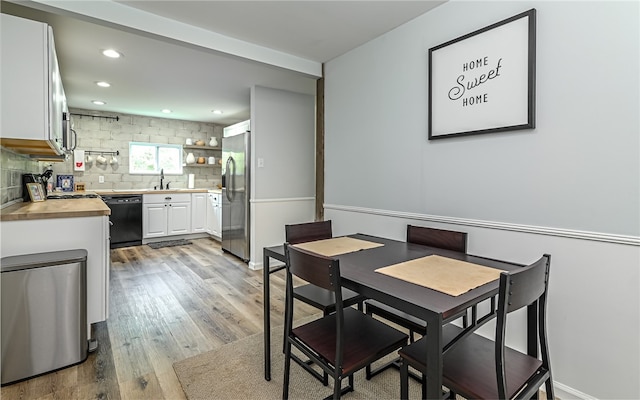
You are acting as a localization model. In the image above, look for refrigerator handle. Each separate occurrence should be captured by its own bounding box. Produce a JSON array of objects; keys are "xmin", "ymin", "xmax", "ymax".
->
[{"xmin": 225, "ymin": 156, "xmax": 235, "ymax": 202}]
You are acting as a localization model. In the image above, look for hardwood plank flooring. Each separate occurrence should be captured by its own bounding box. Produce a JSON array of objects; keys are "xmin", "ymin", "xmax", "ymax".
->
[{"xmin": 1, "ymin": 237, "xmax": 316, "ymax": 399}]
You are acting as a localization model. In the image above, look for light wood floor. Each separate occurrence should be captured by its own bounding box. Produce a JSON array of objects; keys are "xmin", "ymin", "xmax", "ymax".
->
[{"xmin": 1, "ymin": 238, "xmax": 317, "ymax": 399}]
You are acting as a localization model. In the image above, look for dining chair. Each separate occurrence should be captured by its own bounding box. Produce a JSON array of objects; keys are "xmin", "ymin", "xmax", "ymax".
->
[
  {"xmin": 284, "ymin": 220, "xmax": 367, "ymax": 385},
  {"xmin": 285, "ymin": 220, "xmax": 366, "ymax": 316},
  {"xmin": 282, "ymin": 244, "xmax": 408, "ymax": 399},
  {"xmin": 364, "ymin": 225, "xmax": 468, "ymax": 379},
  {"xmin": 398, "ymin": 254, "xmax": 554, "ymax": 400}
]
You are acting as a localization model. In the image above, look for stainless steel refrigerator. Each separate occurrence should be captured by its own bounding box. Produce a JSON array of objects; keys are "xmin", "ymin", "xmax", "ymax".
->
[{"xmin": 222, "ymin": 120, "xmax": 250, "ymax": 261}]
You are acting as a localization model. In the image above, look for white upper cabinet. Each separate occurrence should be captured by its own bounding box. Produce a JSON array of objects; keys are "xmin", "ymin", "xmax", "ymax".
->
[{"xmin": 0, "ymin": 14, "xmax": 70, "ymax": 159}]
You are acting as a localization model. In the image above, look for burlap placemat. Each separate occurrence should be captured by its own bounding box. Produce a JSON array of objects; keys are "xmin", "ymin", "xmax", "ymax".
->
[
  {"xmin": 292, "ymin": 236, "xmax": 384, "ymax": 257},
  {"xmin": 375, "ymin": 255, "xmax": 504, "ymax": 296}
]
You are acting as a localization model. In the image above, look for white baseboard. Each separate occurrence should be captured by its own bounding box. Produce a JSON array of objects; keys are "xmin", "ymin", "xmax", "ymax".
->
[
  {"xmin": 142, "ymin": 232, "xmax": 208, "ymax": 244},
  {"xmin": 552, "ymin": 380, "xmax": 597, "ymax": 399}
]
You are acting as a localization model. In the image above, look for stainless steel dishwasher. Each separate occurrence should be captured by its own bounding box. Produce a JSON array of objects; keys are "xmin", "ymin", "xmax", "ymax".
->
[
  {"xmin": 103, "ymin": 194, "xmax": 143, "ymax": 248},
  {"xmin": 1, "ymin": 249, "xmax": 88, "ymax": 386}
]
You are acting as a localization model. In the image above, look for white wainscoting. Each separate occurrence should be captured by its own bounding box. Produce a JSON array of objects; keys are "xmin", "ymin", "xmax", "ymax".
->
[
  {"xmin": 324, "ymin": 203, "xmax": 640, "ymax": 400},
  {"xmin": 249, "ymin": 197, "xmax": 315, "ymax": 270}
]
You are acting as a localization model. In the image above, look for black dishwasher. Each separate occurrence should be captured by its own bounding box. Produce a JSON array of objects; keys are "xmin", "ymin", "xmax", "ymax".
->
[{"xmin": 102, "ymin": 195, "xmax": 143, "ymax": 248}]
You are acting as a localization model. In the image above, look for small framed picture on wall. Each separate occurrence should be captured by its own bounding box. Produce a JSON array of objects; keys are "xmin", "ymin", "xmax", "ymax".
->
[{"xmin": 57, "ymin": 174, "xmax": 74, "ymax": 192}]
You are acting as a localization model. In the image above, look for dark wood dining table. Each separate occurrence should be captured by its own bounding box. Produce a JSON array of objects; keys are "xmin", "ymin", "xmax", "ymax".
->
[{"xmin": 263, "ymin": 233, "xmax": 537, "ymax": 399}]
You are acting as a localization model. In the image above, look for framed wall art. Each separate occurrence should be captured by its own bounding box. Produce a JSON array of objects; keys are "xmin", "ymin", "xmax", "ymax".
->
[
  {"xmin": 57, "ymin": 174, "xmax": 74, "ymax": 192},
  {"xmin": 428, "ymin": 9, "xmax": 536, "ymax": 140},
  {"xmin": 26, "ymin": 183, "xmax": 46, "ymax": 202}
]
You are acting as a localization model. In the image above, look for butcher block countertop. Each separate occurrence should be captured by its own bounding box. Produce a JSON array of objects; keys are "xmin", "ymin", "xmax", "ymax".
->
[
  {"xmin": 1, "ymin": 188, "xmax": 218, "ymax": 221},
  {"xmin": 94, "ymin": 188, "xmax": 210, "ymax": 195},
  {"xmin": 0, "ymin": 197, "xmax": 110, "ymax": 221}
]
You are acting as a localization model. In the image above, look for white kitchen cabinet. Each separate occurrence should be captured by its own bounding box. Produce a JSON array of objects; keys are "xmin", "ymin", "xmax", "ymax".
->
[
  {"xmin": 168, "ymin": 201, "xmax": 191, "ymax": 235},
  {"xmin": 143, "ymin": 203, "xmax": 168, "ymax": 238},
  {"xmin": 0, "ymin": 216, "xmax": 110, "ymax": 334},
  {"xmin": 143, "ymin": 193, "xmax": 191, "ymax": 239},
  {"xmin": 191, "ymin": 192, "xmax": 207, "ymax": 233},
  {"xmin": 207, "ymin": 191, "xmax": 222, "ymax": 239},
  {"xmin": 0, "ymin": 14, "xmax": 70, "ymax": 158}
]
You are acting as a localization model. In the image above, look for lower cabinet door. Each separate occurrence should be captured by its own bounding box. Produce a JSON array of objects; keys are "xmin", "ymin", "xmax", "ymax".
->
[
  {"xmin": 143, "ymin": 203, "xmax": 167, "ymax": 238},
  {"xmin": 167, "ymin": 202, "xmax": 191, "ymax": 235},
  {"xmin": 213, "ymin": 205, "xmax": 221, "ymax": 238},
  {"xmin": 191, "ymin": 193, "xmax": 207, "ymax": 233}
]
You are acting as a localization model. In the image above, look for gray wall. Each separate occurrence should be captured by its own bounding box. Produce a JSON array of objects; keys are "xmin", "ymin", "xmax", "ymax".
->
[
  {"xmin": 50, "ymin": 108, "xmax": 224, "ymax": 190},
  {"xmin": 251, "ymin": 86, "xmax": 316, "ymax": 200},
  {"xmin": 249, "ymin": 85, "xmax": 316, "ymax": 268},
  {"xmin": 325, "ymin": 1, "xmax": 639, "ymax": 237},
  {"xmin": 324, "ymin": 1, "xmax": 639, "ymax": 399}
]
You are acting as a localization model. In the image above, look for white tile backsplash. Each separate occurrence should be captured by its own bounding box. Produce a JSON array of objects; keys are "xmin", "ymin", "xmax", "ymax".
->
[{"xmin": 50, "ymin": 108, "xmax": 223, "ymax": 191}]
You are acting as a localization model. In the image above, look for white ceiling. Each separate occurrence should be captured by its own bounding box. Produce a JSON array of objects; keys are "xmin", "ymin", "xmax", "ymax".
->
[{"xmin": 2, "ymin": 1, "xmax": 445, "ymax": 125}]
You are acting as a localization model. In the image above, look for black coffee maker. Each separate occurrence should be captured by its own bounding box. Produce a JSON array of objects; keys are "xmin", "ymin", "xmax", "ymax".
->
[{"xmin": 22, "ymin": 169, "xmax": 53, "ymax": 202}]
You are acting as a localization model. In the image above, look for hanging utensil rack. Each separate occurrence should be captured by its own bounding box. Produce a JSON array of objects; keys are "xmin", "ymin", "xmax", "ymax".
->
[
  {"xmin": 85, "ymin": 150, "xmax": 120, "ymax": 156},
  {"xmin": 70, "ymin": 112, "xmax": 120, "ymax": 122}
]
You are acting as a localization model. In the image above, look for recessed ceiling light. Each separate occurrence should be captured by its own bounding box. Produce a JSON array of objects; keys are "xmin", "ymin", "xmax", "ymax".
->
[
  {"xmin": 161, "ymin": 109, "xmax": 172, "ymax": 114},
  {"xmin": 212, "ymin": 110, "xmax": 223, "ymax": 115},
  {"xmin": 92, "ymin": 100, "xmax": 106, "ymax": 105},
  {"xmin": 102, "ymin": 49, "xmax": 122, "ymax": 58},
  {"xmin": 96, "ymin": 81, "xmax": 111, "ymax": 87}
]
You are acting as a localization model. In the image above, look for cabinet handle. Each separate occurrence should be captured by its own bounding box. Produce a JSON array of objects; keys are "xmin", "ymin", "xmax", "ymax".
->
[
  {"xmin": 71, "ymin": 128, "xmax": 78, "ymax": 151},
  {"xmin": 165, "ymin": 197, "xmax": 172, "ymax": 200}
]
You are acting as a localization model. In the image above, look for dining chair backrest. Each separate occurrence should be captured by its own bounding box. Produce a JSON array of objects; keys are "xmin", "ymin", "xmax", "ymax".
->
[
  {"xmin": 285, "ymin": 220, "xmax": 332, "ymax": 245},
  {"xmin": 406, "ymin": 225, "xmax": 467, "ymax": 253},
  {"xmin": 495, "ymin": 254, "xmax": 552, "ymax": 398},
  {"xmin": 285, "ymin": 243, "xmax": 340, "ymax": 293}
]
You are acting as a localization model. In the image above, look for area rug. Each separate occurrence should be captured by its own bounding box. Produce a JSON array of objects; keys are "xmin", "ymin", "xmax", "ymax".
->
[
  {"xmin": 147, "ymin": 239, "xmax": 193, "ymax": 249},
  {"xmin": 173, "ymin": 324, "xmax": 425, "ymax": 400}
]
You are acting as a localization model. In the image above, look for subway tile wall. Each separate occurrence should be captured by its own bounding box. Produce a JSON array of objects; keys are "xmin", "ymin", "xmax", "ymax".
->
[
  {"xmin": 49, "ymin": 108, "xmax": 224, "ymax": 190},
  {"xmin": 0, "ymin": 148, "xmax": 42, "ymax": 205}
]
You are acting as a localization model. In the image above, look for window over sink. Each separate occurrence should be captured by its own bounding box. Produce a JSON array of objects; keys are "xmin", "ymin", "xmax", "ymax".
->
[{"xmin": 129, "ymin": 142, "xmax": 183, "ymax": 174}]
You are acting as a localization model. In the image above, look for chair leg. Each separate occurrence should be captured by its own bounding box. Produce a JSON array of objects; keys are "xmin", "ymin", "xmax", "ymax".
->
[
  {"xmin": 421, "ymin": 371, "xmax": 427, "ymax": 400},
  {"xmin": 282, "ymin": 311, "xmax": 290, "ymax": 353},
  {"xmin": 400, "ymin": 358, "xmax": 409, "ymax": 400},
  {"xmin": 333, "ymin": 376, "xmax": 342, "ymax": 399},
  {"xmin": 364, "ymin": 305, "xmax": 373, "ymax": 379},
  {"xmin": 322, "ymin": 374, "xmax": 354, "ymax": 400},
  {"xmin": 365, "ymin": 364, "xmax": 372, "ymax": 380},
  {"xmin": 545, "ymin": 377, "xmax": 555, "ymax": 399},
  {"xmin": 283, "ymin": 339, "xmax": 292, "ymax": 400}
]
